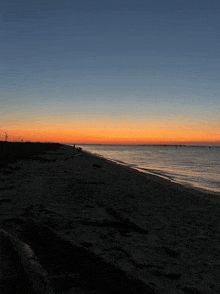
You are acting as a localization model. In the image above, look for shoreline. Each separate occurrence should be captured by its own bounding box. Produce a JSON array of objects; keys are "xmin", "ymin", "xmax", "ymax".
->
[
  {"xmin": 1, "ymin": 143, "xmax": 220, "ymax": 293},
  {"xmin": 82, "ymin": 148, "xmax": 220, "ymax": 200},
  {"xmin": 77, "ymin": 146, "xmax": 220, "ymax": 197}
]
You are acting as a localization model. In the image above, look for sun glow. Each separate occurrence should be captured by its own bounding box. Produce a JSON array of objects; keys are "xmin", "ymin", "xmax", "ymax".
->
[{"xmin": 1, "ymin": 117, "xmax": 219, "ymax": 145}]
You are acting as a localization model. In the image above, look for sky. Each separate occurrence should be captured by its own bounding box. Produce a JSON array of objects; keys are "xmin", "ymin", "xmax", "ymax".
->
[{"xmin": 1, "ymin": 0, "xmax": 220, "ymax": 145}]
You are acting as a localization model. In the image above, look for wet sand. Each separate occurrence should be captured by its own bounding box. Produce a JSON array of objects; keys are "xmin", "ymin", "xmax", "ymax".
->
[{"xmin": 1, "ymin": 143, "xmax": 220, "ymax": 293}]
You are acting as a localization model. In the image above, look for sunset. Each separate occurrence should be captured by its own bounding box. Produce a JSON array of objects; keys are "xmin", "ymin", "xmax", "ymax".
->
[
  {"xmin": 1, "ymin": 2, "xmax": 220, "ymax": 293},
  {"xmin": 1, "ymin": 0, "xmax": 219, "ymax": 145},
  {"xmin": 2, "ymin": 119, "xmax": 220, "ymax": 145}
]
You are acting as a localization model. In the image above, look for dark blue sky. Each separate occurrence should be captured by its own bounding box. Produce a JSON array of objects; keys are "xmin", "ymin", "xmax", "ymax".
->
[{"xmin": 1, "ymin": 0, "xmax": 220, "ymax": 143}]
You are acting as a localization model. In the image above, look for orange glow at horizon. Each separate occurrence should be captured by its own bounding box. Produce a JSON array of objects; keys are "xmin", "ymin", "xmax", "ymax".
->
[{"xmin": 1, "ymin": 119, "xmax": 219, "ymax": 145}]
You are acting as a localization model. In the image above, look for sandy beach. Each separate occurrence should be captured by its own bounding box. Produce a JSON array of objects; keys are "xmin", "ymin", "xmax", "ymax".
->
[{"xmin": 1, "ymin": 143, "xmax": 220, "ymax": 294}]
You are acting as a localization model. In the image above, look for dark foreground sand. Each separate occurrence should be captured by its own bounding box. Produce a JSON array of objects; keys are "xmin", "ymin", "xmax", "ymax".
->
[{"xmin": 0, "ymin": 143, "xmax": 220, "ymax": 294}]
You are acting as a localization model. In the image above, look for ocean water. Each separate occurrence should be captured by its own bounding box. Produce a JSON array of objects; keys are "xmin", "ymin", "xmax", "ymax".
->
[{"xmin": 72, "ymin": 145, "xmax": 220, "ymax": 194}]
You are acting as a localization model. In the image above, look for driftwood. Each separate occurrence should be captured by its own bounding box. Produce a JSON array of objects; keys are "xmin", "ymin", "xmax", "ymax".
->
[{"xmin": 0, "ymin": 229, "xmax": 54, "ymax": 294}]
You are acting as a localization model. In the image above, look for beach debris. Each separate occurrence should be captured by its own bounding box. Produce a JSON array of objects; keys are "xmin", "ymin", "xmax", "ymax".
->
[
  {"xmin": 81, "ymin": 241, "xmax": 93, "ymax": 248},
  {"xmin": 1, "ymin": 170, "xmax": 13, "ymax": 175},
  {"xmin": 0, "ymin": 228, "xmax": 55, "ymax": 294},
  {"xmin": 93, "ymin": 163, "xmax": 102, "ymax": 168},
  {"xmin": 0, "ymin": 185, "xmax": 15, "ymax": 190},
  {"xmin": 31, "ymin": 156, "xmax": 56, "ymax": 163},
  {"xmin": 161, "ymin": 246, "xmax": 180, "ymax": 258},
  {"xmin": 71, "ymin": 153, "xmax": 82, "ymax": 158},
  {"xmin": 7, "ymin": 162, "xmax": 23, "ymax": 170},
  {"xmin": 0, "ymin": 198, "xmax": 12, "ymax": 204},
  {"xmin": 1, "ymin": 218, "xmax": 156, "ymax": 294},
  {"xmin": 181, "ymin": 287, "xmax": 203, "ymax": 294},
  {"xmin": 151, "ymin": 270, "xmax": 181, "ymax": 281},
  {"xmin": 105, "ymin": 208, "xmax": 147, "ymax": 234},
  {"xmin": 0, "ymin": 230, "xmax": 35, "ymax": 293}
]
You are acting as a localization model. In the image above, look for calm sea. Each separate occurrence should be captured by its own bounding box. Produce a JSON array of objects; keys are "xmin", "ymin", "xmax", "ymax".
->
[{"xmin": 71, "ymin": 145, "xmax": 220, "ymax": 195}]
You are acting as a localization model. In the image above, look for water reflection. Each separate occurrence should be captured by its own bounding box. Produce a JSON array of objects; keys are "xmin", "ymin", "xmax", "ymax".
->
[{"xmin": 71, "ymin": 145, "xmax": 220, "ymax": 194}]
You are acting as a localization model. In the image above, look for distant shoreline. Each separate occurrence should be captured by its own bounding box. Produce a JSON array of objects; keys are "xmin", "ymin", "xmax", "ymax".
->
[{"xmin": 68, "ymin": 143, "xmax": 220, "ymax": 147}]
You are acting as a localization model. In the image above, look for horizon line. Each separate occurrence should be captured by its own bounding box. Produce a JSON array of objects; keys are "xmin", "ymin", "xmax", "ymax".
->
[{"xmin": 1, "ymin": 141, "xmax": 220, "ymax": 147}]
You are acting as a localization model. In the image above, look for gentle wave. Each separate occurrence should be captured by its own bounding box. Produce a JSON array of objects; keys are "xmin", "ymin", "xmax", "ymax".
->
[{"xmin": 70, "ymin": 145, "xmax": 220, "ymax": 195}]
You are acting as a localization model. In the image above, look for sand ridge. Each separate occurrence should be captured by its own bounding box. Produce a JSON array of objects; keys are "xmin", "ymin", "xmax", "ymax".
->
[{"xmin": 1, "ymin": 144, "xmax": 220, "ymax": 293}]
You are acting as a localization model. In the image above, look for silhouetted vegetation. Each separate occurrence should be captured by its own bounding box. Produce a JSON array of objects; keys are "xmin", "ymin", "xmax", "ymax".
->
[{"xmin": 0, "ymin": 141, "xmax": 61, "ymax": 168}]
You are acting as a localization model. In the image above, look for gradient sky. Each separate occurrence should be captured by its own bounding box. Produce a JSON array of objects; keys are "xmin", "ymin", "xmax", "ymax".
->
[{"xmin": 1, "ymin": 0, "xmax": 220, "ymax": 145}]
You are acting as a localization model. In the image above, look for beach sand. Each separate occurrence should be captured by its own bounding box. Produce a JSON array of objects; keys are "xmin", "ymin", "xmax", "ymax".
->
[{"xmin": 0, "ymin": 143, "xmax": 220, "ymax": 293}]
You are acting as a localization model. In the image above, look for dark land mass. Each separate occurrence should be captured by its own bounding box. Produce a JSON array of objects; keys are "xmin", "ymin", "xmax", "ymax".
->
[
  {"xmin": 0, "ymin": 142, "xmax": 220, "ymax": 293},
  {"xmin": 0, "ymin": 141, "xmax": 61, "ymax": 168}
]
